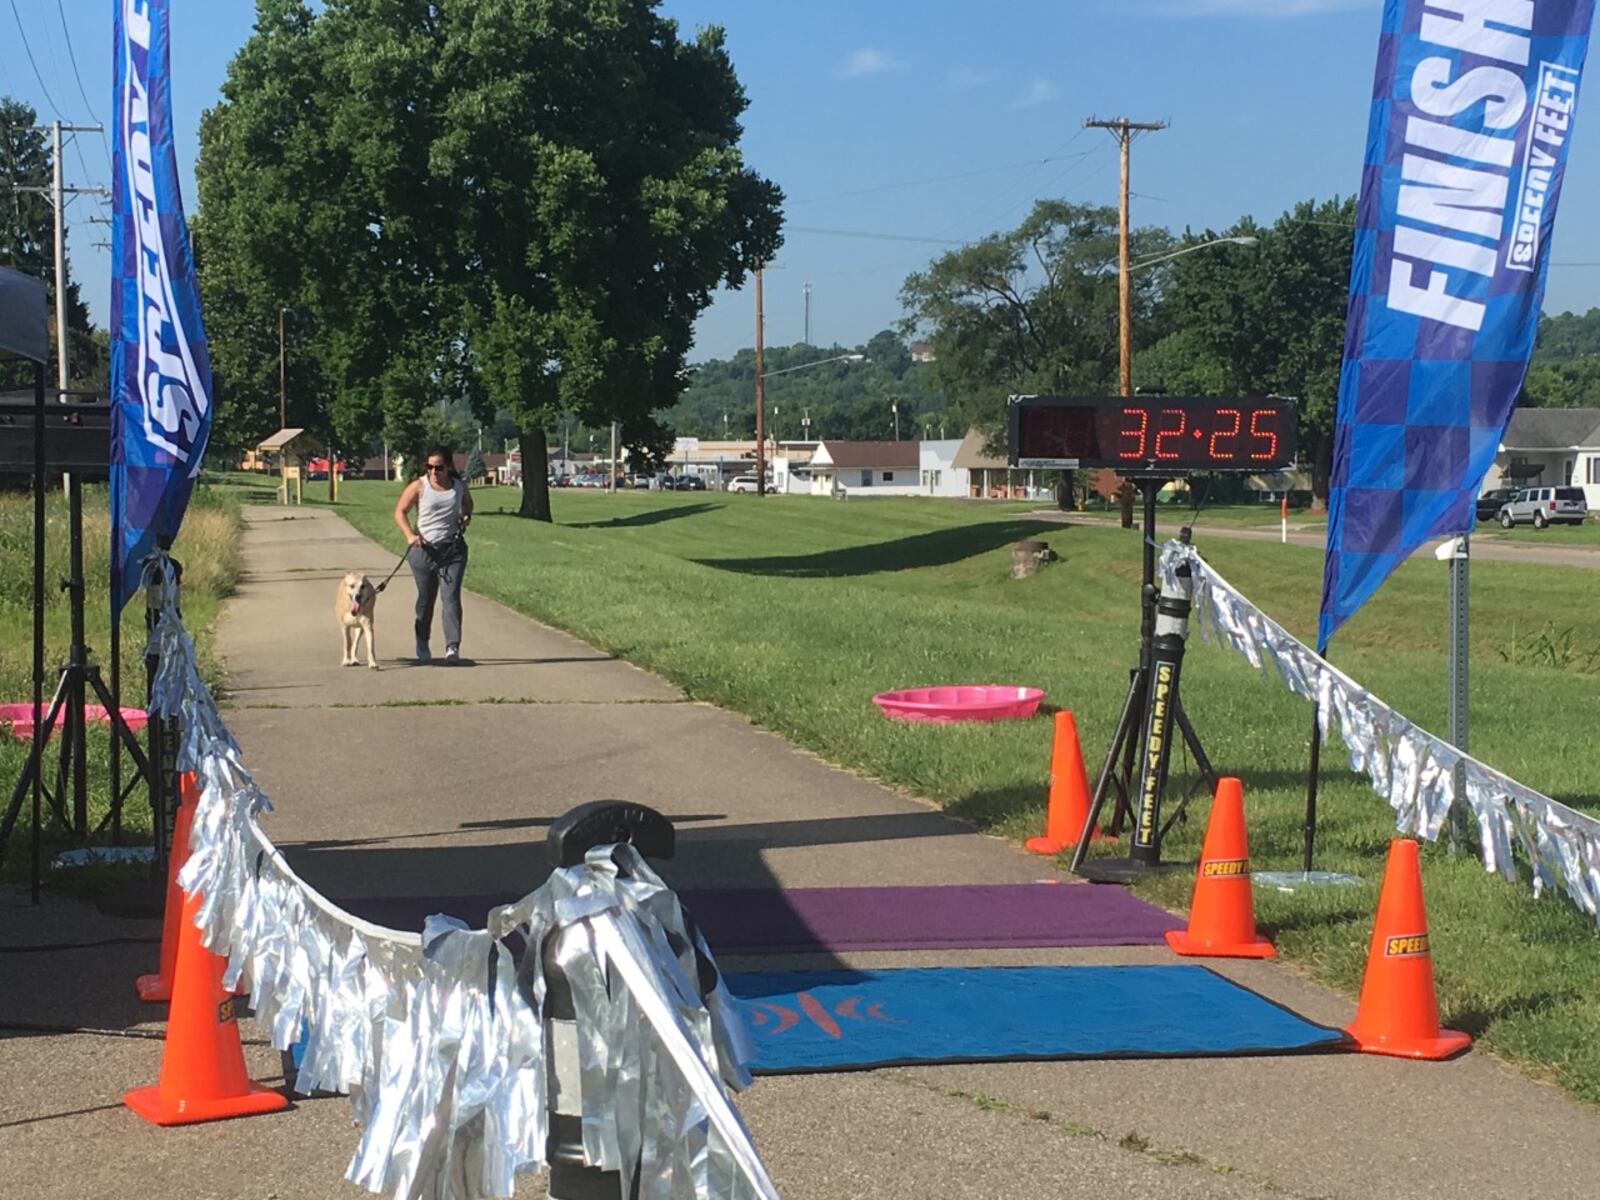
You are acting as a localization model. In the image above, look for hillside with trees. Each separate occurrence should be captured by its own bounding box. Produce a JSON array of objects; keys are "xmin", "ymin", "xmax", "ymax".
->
[
  {"xmin": 668, "ymin": 330, "xmax": 947, "ymax": 443},
  {"xmin": 1524, "ymin": 309, "xmax": 1600, "ymax": 409}
]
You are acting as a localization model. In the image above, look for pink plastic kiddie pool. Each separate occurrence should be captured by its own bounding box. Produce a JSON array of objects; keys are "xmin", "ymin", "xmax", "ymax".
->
[
  {"xmin": 872, "ymin": 686, "xmax": 1045, "ymax": 724},
  {"xmin": 0, "ymin": 703, "xmax": 150, "ymax": 742}
]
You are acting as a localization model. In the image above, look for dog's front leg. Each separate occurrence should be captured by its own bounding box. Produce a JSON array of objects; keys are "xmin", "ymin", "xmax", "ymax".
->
[
  {"xmin": 362, "ymin": 617, "xmax": 379, "ymax": 669},
  {"xmin": 342, "ymin": 623, "xmax": 356, "ymax": 666}
]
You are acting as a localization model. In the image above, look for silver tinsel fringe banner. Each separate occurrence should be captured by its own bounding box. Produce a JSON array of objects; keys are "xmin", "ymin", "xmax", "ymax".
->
[
  {"xmin": 1160, "ymin": 541, "xmax": 1600, "ymax": 927},
  {"xmin": 139, "ymin": 557, "xmax": 778, "ymax": 1200}
]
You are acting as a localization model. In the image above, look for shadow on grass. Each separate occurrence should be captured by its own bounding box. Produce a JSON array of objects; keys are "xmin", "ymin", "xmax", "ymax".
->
[
  {"xmin": 1449, "ymin": 990, "xmax": 1569, "ymax": 1039},
  {"xmin": 567, "ymin": 503, "xmax": 719, "ymax": 530},
  {"xmin": 695, "ymin": 519, "xmax": 1060, "ymax": 577},
  {"xmin": 947, "ymin": 785, "xmax": 1042, "ymax": 833}
]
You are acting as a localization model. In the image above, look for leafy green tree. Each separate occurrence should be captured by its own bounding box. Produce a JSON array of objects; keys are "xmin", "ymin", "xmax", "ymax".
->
[
  {"xmin": 198, "ymin": 0, "xmax": 779, "ymax": 519},
  {"xmin": 1144, "ymin": 198, "xmax": 1355, "ymax": 505},
  {"xmin": 0, "ymin": 97, "xmax": 100, "ymax": 392},
  {"xmin": 898, "ymin": 200, "xmax": 1173, "ymax": 443},
  {"xmin": 434, "ymin": 1, "xmax": 781, "ymax": 518},
  {"xmin": 1533, "ymin": 308, "xmax": 1600, "ymax": 361}
]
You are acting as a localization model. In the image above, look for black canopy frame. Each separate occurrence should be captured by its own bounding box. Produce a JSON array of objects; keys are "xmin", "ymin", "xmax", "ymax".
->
[{"xmin": 0, "ymin": 268, "xmax": 155, "ymax": 903}]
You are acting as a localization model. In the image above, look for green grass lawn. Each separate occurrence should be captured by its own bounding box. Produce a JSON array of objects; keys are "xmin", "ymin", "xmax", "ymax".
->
[
  {"xmin": 326, "ymin": 481, "xmax": 1600, "ymax": 1102},
  {"xmin": 0, "ymin": 483, "xmax": 243, "ymax": 884},
  {"xmin": 1476, "ymin": 519, "xmax": 1600, "ymax": 546}
]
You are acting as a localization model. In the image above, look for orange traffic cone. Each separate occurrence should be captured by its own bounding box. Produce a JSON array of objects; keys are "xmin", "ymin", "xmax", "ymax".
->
[
  {"xmin": 1345, "ymin": 839, "xmax": 1471, "ymax": 1060},
  {"xmin": 1165, "ymin": 777, "xmax": 1275, "ymax": 958},
  {"xmin": 136, "ymin": 773, "xmax": 199, "ymax": 1003},
  {"xmin": 1026, "ymin": 711, "xmax": 1098, "ymax": 855},
  {"xmin": 123, "ymin": 887, "xmax": 289, "ymax": 1125}
]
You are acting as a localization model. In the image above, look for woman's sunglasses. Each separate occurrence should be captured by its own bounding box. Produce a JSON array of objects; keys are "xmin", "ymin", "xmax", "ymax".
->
[{"xmin": 427, "ymin": 462, "xmax": 449, "ymax": 472}]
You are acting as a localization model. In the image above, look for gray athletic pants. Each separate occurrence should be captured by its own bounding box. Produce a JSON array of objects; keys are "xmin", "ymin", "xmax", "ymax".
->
[{"xmin": 409, "ymin": 540, "xmax": 467, "ymax": 648}]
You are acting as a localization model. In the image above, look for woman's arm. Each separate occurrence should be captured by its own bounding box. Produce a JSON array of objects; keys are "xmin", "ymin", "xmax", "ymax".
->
[
  {"xmin": 460, "ymin": 481, "xmax": 474, "ymax": 525},
  {"xmin": 393, "ymin": 480, "xmax": 422, "ymax": 545}
]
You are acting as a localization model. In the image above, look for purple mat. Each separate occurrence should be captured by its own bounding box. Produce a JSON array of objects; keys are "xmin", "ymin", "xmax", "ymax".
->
[
  {"xmin": 338, "ymin": 884, "xmax": 1181, "ymax": 953},
  {"xmin": 679, "ymin": 884, "xmax": 1182, "ymax": 954}
]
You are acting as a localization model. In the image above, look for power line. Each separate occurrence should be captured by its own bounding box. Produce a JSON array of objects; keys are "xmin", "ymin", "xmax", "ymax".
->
[
  {"xmin": 787, "ymin": 226, "xmax": 970, "ymax": 246},
  {"xmin": 931, "ymin": 129, "xmax": 1104, "ymax": 242},
  {"xmin": 56, "ymin": 0, "xmax": 113, "ymax": 172},
  {"xmin": 7, "ymin": 0, "xmax": 65, "ymax": 121},
  {"xmin": 789, "ymin": 151, "xmax": 1100, "ymax": 206}
]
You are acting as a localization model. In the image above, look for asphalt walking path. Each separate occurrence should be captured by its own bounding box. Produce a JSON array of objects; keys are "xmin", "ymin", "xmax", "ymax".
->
[{"xmin": 5, "ymin": 503, "xmax": 1600, "ymax": 1199}]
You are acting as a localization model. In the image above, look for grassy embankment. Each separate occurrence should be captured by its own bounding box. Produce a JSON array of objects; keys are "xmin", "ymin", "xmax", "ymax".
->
[{"xmin": 328, "ymin": 480, "xmax": 1600, "ymax": 1103}]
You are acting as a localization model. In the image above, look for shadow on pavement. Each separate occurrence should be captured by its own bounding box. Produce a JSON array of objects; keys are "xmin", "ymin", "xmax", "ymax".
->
[{"xmin": 282, "ymin": 808, "xmax": 986, "ymax": 977}]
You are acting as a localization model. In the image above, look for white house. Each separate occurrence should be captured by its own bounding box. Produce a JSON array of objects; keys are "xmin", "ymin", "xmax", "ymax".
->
[
  {"xmin": 807, "ymin": 440, "xmax": 922, "ymax": 496},
  {"xmin": 952, "ymin": 429, "xmax": 1051, "ymax": 499},
  {"xmin": 1487, "ymin": 408, "xmax": 1600, "ymax": 508},
  {"xmin": 918, "ymin": 439, "xmax": 967, "ymax": 497}
]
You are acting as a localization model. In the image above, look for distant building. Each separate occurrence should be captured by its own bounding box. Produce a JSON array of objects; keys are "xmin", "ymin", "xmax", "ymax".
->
[
  {"xmin": 953, "ymin": 429, "xmax": 1041, "ymax": 499},
  {"xmin": 909, "ymin": 342, "xmax": 937, "ymax": 363},
  {"xmin": 1486, "ymin": 407, "xmax": 1600, "ymax": 507},
  {"xmin": 807, "ymin": 440, "xmax": 921, "ymax": 496},
  {"xmin": 918, "ymin": 439, "xmax": 967, "ymax": 497}
]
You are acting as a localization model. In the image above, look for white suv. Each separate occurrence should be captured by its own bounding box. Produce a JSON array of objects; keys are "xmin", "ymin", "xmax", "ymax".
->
[
  {"xmin": 1497, "ymin": 486, "xmax": 1589, "ymax": 529},
  {"xmin": 727, "ymin": 475, "xmax": 768, "ymax": 494}
]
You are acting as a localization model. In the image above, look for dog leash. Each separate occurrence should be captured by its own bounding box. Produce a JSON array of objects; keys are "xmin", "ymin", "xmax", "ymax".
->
[
  {"xmin": 373, "ymin": 544, "xmax": 416, "ymax": 594},
  {"xmin": 376, "ymin": 527, "xmax": 467, "ymax": 593}
]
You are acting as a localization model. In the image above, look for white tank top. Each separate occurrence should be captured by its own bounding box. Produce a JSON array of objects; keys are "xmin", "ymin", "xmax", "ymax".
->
[{"xmin": 417, "ymin": 477, "xmax": 464, "ymax": 544}]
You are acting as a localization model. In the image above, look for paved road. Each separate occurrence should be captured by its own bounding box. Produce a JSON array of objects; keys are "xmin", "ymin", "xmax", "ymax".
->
[
  {"xmin": 5, "ymin": 503, "xmax": 1598, "ymax": 1199},
  {"xmin": 1032, "ymin": 511, "xmax": 1600, "ymax": 569}
]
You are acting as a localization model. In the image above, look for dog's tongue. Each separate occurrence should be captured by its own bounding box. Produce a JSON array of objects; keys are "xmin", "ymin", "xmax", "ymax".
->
[{"xmin": 349, "ymin": 603, "xmax": 361, "ymax": 615}]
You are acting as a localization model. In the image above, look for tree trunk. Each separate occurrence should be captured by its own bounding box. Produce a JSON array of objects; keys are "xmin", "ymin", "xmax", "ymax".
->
[
  {"xmin": 1309, "ymin": 431, "xmax": 1332, "ymax": 513},
  {"xmin": 519, "ymin": 424, "xmax": 553, "ymax": 521},
  {"xmin": 1118, "ymin": 480, "xmax": 1136, "ymax": 529},
  {"xmin": 1056, "ymin": 469, "xmax": 1074, "ymax": 511}
]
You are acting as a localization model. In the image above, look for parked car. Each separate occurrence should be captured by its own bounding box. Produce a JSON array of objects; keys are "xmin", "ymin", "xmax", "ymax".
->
[
  {"xmin": 673, "ymin": 475, "xmax": 707, "ymax": 491},
  {"xmin": 1475, "ymin": 487, "xmax": 1518, "ymax": 522},
  {"xmin": 1497, "ymin": 486, "xmax": 1589, "ymax": 529},
  {"xmin": 726, "ymin": 475, "xmax": 768, "ymax": 494}
]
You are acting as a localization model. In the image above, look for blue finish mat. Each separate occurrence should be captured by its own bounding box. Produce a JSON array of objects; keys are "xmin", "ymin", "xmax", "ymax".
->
[{"xmin": 726, "ymin": 965, "xmax": 1347, "ymax": 1073}]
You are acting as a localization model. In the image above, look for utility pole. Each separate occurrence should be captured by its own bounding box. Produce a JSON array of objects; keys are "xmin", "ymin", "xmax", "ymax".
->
[
  {"xmin": 608, "ymin": 420, "xmax": 618, "ymax": 493},
  {"xmin": 754, "ymin": 265, "xmax": 767, "ymax": 497},
  {"xmin": 278, "ymin": 307, "xmax": 288, "ymax": 429},
  {"xmin": 52, "ymin": 123, "xmax": 68, "ymax": 403},
  {"xmin": 40, "ymin": 122, "xmax": 107, "ymax": 498},
  {"xmin": 803, "ymin": 281, "xmax": 813, "ymax": 346},
  {"xmin": 1084, "ymin": 116, "xmax": 1167, "ymax": 396}
]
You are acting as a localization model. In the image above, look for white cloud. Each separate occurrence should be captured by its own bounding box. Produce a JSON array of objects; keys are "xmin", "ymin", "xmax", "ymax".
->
[
  {"xmin": 1010, "ymin": 78, "xmax": 1060, "ymax": 110},
  {"xmin": 838, "ymin": 48, "xmax": 909, "ymax": 79},
  {"xmin": 947, "ymin": 65, "xmax": 993, "ymax": 90},
  {"xmin": 1171, "ymin": 0, "xmax": 1373, "ymax": 14}
]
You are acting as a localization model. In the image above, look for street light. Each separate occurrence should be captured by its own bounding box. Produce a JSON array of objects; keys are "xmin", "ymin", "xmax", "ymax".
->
[
  {"xmin": 759, "ymin": 352, "xmax": 867, "ymax": 380},
  {"xmin": 755, "ymin": 353, "xmax": 868, "ymax": 496},
  {"xmin": 1129, "ymin": 235, "xmax": 1258, "ymax": 274},
  {"xmin": 1119, "ymin": 236, "xmax": 1257, "ymax": 396}
]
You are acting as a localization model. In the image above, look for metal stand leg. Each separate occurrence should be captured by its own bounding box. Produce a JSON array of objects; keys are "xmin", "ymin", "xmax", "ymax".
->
[{"xmin": 1068, "ymin": 667, "xmax": 1144, "ymax": 875}]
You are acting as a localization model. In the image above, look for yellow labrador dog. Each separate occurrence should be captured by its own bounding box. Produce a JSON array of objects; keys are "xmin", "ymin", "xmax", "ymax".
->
[{"xmin": 335, "ymin": 572, "xmax": 379, "ymax": 669}]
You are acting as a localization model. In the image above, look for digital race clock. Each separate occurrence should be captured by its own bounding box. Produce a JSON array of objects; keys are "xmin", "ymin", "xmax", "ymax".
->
[{"xmin": 1007, "ymin": 395, "xmax": 1298, "ymax": 473}]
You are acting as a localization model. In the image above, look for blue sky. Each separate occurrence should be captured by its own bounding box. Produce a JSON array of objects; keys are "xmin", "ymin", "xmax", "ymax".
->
[{"xmin": 9, "ymin": 0, "xmax": 1598, "ymax": 361}]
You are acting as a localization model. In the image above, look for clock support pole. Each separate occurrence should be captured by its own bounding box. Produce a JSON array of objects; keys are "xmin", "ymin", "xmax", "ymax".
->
[{"xmin": 1069, "ymin": 478, "xmax": 1219, "ymax": 881}]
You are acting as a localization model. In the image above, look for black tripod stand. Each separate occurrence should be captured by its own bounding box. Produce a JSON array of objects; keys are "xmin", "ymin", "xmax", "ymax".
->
[
  {"xmin": 1070, "ymin": 478, "xmax": 1219, "ymax": 881},
  {"xmin": 0, "ymin": 466, "xmax": 152, "ymax": 899}
]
